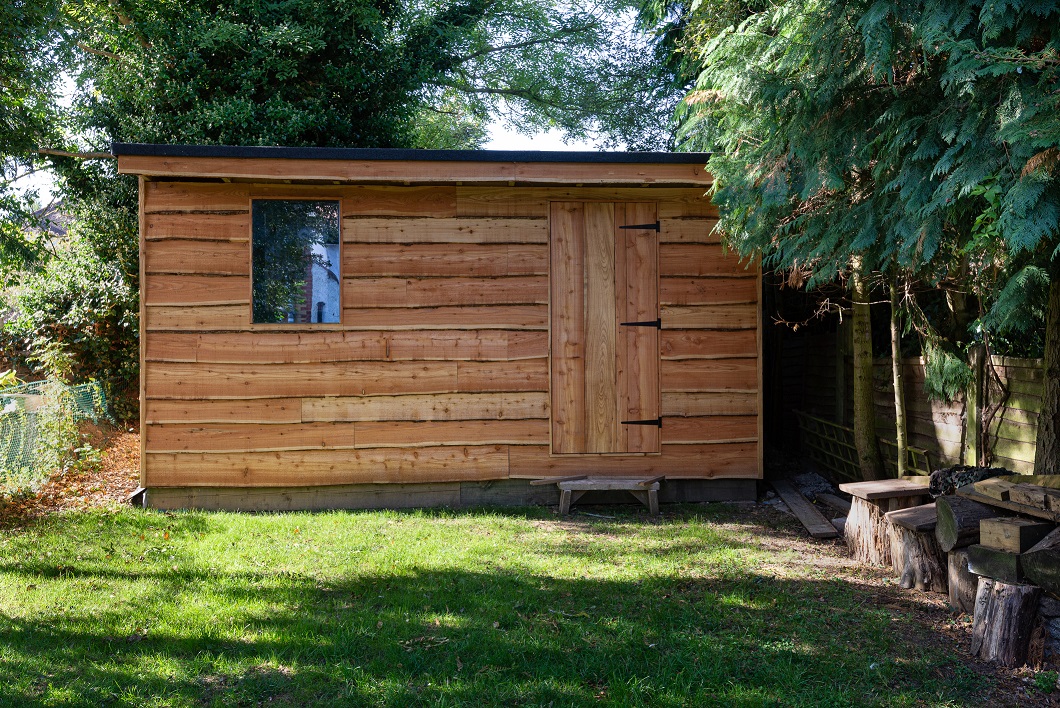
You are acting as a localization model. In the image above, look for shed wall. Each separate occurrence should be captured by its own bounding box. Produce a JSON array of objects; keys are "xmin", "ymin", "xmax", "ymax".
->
[{"xmin": 141, "ymin": 181, "xmax": 761, "ymax": 487}]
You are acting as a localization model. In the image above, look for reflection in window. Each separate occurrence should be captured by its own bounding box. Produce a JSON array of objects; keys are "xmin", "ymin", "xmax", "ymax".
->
[{"xmin": 252, "ymin": 200, "xmax": 341, "ymax": 324}]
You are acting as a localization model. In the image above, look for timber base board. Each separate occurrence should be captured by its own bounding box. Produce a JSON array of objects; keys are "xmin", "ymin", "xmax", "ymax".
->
[{"xmin": 143, "ymin": 478, "xmax": 757, "ymax": 512}]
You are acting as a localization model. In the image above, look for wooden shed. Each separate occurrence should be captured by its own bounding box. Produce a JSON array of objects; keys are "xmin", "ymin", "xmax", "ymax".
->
[{"xmin": 116, "ymin": 144, "xmax": 762, "ymax": 510}]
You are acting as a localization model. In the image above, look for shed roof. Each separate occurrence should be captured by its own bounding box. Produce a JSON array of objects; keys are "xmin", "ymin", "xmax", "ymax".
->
[{"xmin": 114, "ymin": 143, "xmax": 713, "ymax": 186}]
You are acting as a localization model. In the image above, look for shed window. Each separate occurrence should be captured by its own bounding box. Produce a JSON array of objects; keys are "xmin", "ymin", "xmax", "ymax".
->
[{"xmin": 252, "ymin": 200, "xmax": 341, "ymax": 324}]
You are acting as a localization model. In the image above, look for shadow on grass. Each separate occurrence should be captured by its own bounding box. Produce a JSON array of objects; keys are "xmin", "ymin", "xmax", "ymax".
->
[{"xmin": 0, "ymin": 507, "xmax": 990, "ymax": 707}]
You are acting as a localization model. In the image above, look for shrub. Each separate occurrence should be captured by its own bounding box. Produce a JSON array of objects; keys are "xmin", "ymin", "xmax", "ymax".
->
[{"xmin": 4, "ymin": 238, "xmax": 138, "ymax": 419}]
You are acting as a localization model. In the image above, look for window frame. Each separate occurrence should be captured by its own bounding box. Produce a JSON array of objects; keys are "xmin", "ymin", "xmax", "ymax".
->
[{"xmin": 248, "ymin": 196, "xmax": 344, "ymax": 329}]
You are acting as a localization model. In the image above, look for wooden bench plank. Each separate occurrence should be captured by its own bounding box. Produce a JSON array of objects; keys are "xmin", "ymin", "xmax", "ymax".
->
[
  {"xmin": 838, "ymin": 478, "xmax": 930, "ymax": 501},
  {"xmin": 771, "ymin": 480, "xmax": 839, "ymax": 539},
  {"xmin": 885, "ymin": 502, "xmax": 937, "ymax": 532}
]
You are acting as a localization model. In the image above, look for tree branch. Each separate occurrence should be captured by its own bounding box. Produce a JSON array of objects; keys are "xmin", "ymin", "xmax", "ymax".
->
[
  {"xmin": 78, "ymin": 42, "xmax": 121, "ymax": 61},
  {"xmin": 37, "ymin": 149, "xmax": 115, "ymax": 160}
]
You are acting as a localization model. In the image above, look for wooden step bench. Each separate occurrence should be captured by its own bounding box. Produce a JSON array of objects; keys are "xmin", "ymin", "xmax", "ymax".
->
[
  {"xmin": 838, "ymin": 478, "xmax": 931, "ymax": 566},
  {"xmin": 531, "ymin": 476, "xmax": 662, "ymax": 515}
]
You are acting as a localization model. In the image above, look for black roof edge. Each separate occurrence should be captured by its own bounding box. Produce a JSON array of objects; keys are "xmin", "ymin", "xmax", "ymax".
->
[{"xmin": 111, "ymin": 142, "xmax": 711, "ymax": 165}]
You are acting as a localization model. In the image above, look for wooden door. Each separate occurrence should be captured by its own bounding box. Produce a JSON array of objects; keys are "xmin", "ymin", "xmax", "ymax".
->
[{"xmin": 550, "ymin": 202, "xmax": 660, "ymax": 454}]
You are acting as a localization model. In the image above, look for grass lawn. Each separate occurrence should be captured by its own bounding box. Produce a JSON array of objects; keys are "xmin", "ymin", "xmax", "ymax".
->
[{"xmin": 0, "ymin": 502, "xmax": 1004, "ymax": 706}]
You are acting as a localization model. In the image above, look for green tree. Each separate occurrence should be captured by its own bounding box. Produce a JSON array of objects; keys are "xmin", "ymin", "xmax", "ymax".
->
[
  {"xmin": 671, "ymin": 0, "xmax": 1060, "ymax": 477},
  {"xmin": 0, "ymin": 0, "xmax": 69, "ymax": 277}
]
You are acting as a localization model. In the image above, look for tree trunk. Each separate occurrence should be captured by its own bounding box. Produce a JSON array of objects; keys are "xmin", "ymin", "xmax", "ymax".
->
[
  {"xmin": 851, "ymin": 258, "xmax": 883, "ymax": 480},
  {"xmin": 890, "ymin": 279, "xmax": 908, "ymax": 477},
  {"xmin": 935, "ymin": 495, "xmax": 1007, "ymax": 552},
  {"xmin": 1034, "ymin": 278, "xmax": 1060, "ymax": 475},
  {"xmin": 971, "ymin": 577, "xmax": 1041, "ymax": 667}
]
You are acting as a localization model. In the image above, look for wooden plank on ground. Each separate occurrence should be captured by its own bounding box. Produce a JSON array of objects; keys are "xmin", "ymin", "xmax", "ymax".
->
[
  {"xmin": 770, "ymin": 480, "xmax": 840, "ymax": 539},
  {"xmin": 815, "ymin": 493, "xmax": 852, "ymax": 515}
]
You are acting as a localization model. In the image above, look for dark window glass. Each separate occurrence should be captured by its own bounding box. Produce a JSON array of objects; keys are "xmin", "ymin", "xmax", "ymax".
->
[{"xmin": 252, "ymin": 200, "xmax": 340, "ymax": 324}]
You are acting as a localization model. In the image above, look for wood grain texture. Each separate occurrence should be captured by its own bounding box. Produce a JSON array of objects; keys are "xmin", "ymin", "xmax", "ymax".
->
[
  {"xmin": 661, "ymin": 304, "xmax": 757, "ymax": 329},
  {"xmin": 144, "ymin": 275, "xmax": 250, "ymax": 305},
  {"xmin": 145, "ymin": 239, "xmax": 250, "ymax": 275},
  {"xmin": 143, "ymin": 446, "xmax": 509, "ymax": 486},
  {"xmin": 660, "ymin": 330, "xmax": 758, "ymax": 360},
  {"xmin": 549, "ymin": 202, "xmax": 586, "ymax": 453},
  {"xmin": 145, "ymin": 398, "xmax": 302, "ymax": 424},
  {"xmin": 343, "ymin": 244, "xmax": 547, "ymax": 277},
  {"xmin": 144, "ymin": 331, "xmax": 545, "ymax": 363},
  {"xmin": 660, "ymin": 278, "xmax": 757, "ymax": 305},
  {"xmin": 343, "ymin": 217, "xmax": 547, "ymax": 243},
  {"xmin": 659, "ymin": 218, "xmax": 721, "ymax": 243},
  {"xmin": 661, "ymin": 358, "xmax": 758, "ymax": 392},
  {"xmin": 661, "ymin": 392, "xmax": 759, "ymax": 416},
  {"xmin": 145, "ymin": 331, "xmax": 385, "ymax": 363},
  {"xmin": 144, "ymin": 212, "xmax": 250, "ymax": 241},
  {"xmin": 660, "ymin": 244, "xmax": 754, "ymax": 277},
  {"xmin": 146, "ymin": 361, "xmax": 459, "ymax": 398},
  {"xmin": 457, "ymin": 359, "xmax": 548, "ymax": 392},
  {"xmin": 509, "ymin": 443, "xmax": 759, "ymax": 479},
  {"xmin": 144, "ymin": 305, "xmax": 249, "ymax": 331},
  {"xmin": 356, "ymin": 420, "xmax": 548, "ymax": 447},
  {"xmin": 343, "ymin": 186, "xmax": 456, "ymax": 217},
  {"xmin": 620, "ymin": 202, "xmax": 661, "ymax": 453},
  {"xmin": 122, "ymin": 155, "xmax": 711, "ymax": 185},
  {"xmin": 662, "ymin": 416, "xmax": 758, "ymax": 444},
  {"xmin": 456, "ymin": 187, "xmax": 714, "ymax": 218},
  {"xmin": 145, "ymin": 181, "xmax": 250, "ymax": 212},
  {"xmin": 343, "ymin": 276, "xmax": 548, "ymax": 307},
  {"xmin": 584, "ymin": 202, "xmax": 619, "ymax": 452},
  {"xmin": 302, "ymin": 392, "xmax": 549, "ymax": 422},
  {"xmin": 342, "ymin": 305, "xmax": 547, "ymax": 330},
  {"xmin": 147, "ymin": 422, "xmax": 356, "ymax": 452}
]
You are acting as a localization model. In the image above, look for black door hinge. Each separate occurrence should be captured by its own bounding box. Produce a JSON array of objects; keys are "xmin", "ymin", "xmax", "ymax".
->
[
  {"xmin": 619, "ymin": 221, "xmax": 660, "ymax": 232},
  {"xmin": 621, "ymin": 417, "xmax": 663, "ymax": 427},
  {"xmin": 620, "ymin": 318, "xmax": 661, "ymax": 329}
]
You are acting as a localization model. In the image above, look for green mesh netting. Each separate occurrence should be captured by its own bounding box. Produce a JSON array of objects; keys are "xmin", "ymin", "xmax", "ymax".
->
[{"xmin": 0, "ymin": 380, "xmax": 110, "ymax": 493}]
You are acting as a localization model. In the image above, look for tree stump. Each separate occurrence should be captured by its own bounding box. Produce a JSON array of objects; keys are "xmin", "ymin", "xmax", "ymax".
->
[
  {"xmin": 839, "ymin": 479, "xmax": 930, "ymax": 567},
  {"xmin": 935, "ymin": 495, "xmax": 1007, "ymax": 552},
  {"xmin": 948, "ymin": 549, "xmax": 978, "ymax": 614},
  {"xmin": 971, "ymin": 577, "xmax": 1041, "ymax": 667},
  {"xmin": 886, "ymin": 504, "xmax": 946, "ymax": 592}
]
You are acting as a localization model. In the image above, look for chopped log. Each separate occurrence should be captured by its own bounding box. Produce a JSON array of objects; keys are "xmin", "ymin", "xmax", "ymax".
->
[
  {"xmin": 967, "ymin": 544, "xmax": 1024, "ymax": 584},
  {"xmin": 935, "ymin": 495, "xmax": 1008, "ymax": 552},
  {"xmin": 771, "ymin": 480, "xmax": 839, "ymax": 539},
  {"xmin": 887, "ymin": 518, "xmax": 947, "ymax": 592},
  {"xmin": 979, "ymin": 517, "xmax": 1055, "ymax": 554},
  {"xmin": 948, "ymin": 549, "xmax": 978, "ymax": 614},
  {"xmin": 971, "ymin": 577, "xmax": 1041, "ymax": 667},
  {"xmin": 1023, "ymin": 528, "xmax": 1060, "ymax": 595}
]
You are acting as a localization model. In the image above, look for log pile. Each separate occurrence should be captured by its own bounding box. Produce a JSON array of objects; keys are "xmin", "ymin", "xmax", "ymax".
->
[
  {"xmin": 837, "ymin": 470, "xmax": 1060, "ymax": 669},
  {"xmin": 944, "ymin": 474, "xmax": 1060, "ymax": 667}
]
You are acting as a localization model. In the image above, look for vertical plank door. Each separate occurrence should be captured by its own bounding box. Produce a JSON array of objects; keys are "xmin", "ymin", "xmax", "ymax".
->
[{"xmin": 549, "ymin": 202, "xmax": 659, "ymax": 454}]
